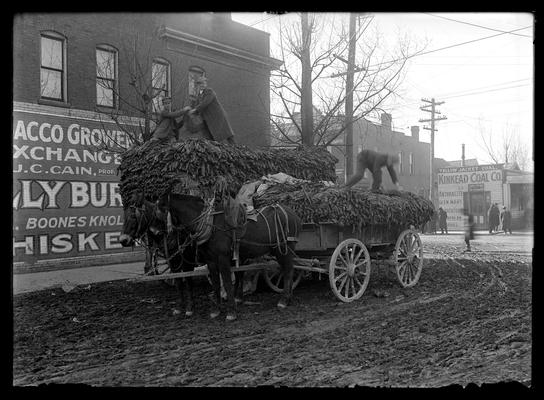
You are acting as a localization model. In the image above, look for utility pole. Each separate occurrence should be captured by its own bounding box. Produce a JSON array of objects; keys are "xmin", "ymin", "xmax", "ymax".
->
[
  {"xmin": 344, "ymin": 13, "xmax": 357, "ymax": 180},
  {"xmin": 419, "ymin": 98, "xmax": 447, "ymax": 206},
  {"xmin": 300, "ymin": 13, "xmax": 314, "ymax": 146}
]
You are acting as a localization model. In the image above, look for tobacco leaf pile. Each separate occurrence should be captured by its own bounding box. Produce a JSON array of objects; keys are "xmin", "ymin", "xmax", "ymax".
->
[
  {"xmin": 118, "ymin": 138, "xmax": 338, "ymax": 205},
  {"xmin": 253, "ymin": 181, "xmax": 435, "ymax": 228}
]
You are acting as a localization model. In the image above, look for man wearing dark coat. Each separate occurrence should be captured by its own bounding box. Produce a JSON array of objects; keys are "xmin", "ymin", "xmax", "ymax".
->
[
  {"xmin": 501, "ymin": 206, "xmax": 512, "ymax": 234},
  {"xmin": 344, "ymin": 149, "xmax": 402, "ymax": 191},
  {"xmin": 151, "ymin": 97, "xmax": 190, "ymax": 142},
  {"xmin": 190, "ymin": 76, "xmax": 235, "ymax": 144},
  {"xmin": 488, "ymin": 203, "xmax": 500, "ymax": 233}
]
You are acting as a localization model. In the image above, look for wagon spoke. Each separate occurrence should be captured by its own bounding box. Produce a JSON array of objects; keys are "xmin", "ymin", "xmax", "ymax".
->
[
  {"xmin": 353, "ymin": 274, "xmax": 364, "ymax": 289},
  {"xmin": 334, "ymin": 260, "xmax": 348, "ymax": 271},
  {"xmin": 337, "ymin": 275, "xmax": 349, "ymax": 293},
  {"xmin": 338, "ymin": 252, "xmax": 349, "ymax": 267},
  {"xmin": 334, "ymin": 271, "xmax": 347, "ymax": 283},
  {"xmin": 350, "ymin": 278, "xmax": 356, "ymax": 296},
  {"xmin": 274, "ymin": 272, "xmax": 283, "ymax": 288},
  {"xmin": 355, "ymin": 261, "xmax": 368, "ymax": 271},
  {"xmin": 344, "ymin": 278, "xmax": 351, "ymax": 297},
  {"xmin": 352, "ymin": 247, "xmax": 365, "ymax": 264},
  {"xmin": 411, "ymin": 238, "xmax": 421, "ymax": 252},
  {"xmin": 398, "ymin": 261, "xmax": 408, "ymax": 280}
]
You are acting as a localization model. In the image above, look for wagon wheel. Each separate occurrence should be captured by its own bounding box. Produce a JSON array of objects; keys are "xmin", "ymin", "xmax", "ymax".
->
[
  {"xmin": 328, "ymin": 239, "xmax": 371, "ymax": 302},
  {"xmin": 394, "ymin": 229, "xmax": 423, "ymax": 288},
  {"xmin": 263, "ymin": 267, "xmax": 304, "ymax": 293}
]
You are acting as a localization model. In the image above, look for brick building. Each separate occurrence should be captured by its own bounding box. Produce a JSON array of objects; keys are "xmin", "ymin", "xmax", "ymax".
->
[
  {"xmin": 12, "ymin": 13, "xmax": 281, "ymax": 271},
  {"xmin": 333, "ymin": 113, "xmax": 431, "ymax": 197}
]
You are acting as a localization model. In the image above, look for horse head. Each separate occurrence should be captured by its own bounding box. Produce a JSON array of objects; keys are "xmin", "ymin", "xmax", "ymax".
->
[
  {"xmin": 120, "ymin": 191, "xmax": 162, "ymax": 247},
  {"xmin": 158, "ymin": 193, "xmax": 206, "ymax": 233}
]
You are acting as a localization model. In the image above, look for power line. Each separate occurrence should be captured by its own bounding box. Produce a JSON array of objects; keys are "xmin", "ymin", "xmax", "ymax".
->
[
  {"xmin": 422, "ymin": 13, "xmax": 533, "ymax": 38},
  {"xmin": 441, "ymin": 83, "xmax": 530, "ymax": 100},
  {"xmin": 367, "ymin": 25, "xmax": 532, "ymax": 69},
  {"xmin": 249, "ymin": 13, "xmax": 281, "ymax": 27}
]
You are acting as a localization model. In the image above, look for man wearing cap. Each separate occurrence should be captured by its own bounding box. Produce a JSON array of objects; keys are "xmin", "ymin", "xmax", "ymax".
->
[
  {"xmin": 344, "ymin": 149, "xmax": 403, "ymax": 191},
  {"xmin": 190, "ymin": 76, "xmax": 235, "ymax": 144},
  {"xmin": 151, "ymin": 97, "xmax": 190, "ymax": 142}
]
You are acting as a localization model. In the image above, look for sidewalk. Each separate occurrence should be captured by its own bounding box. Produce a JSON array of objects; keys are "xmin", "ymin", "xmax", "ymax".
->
[{"xmin": 13, "ymin": 261, "xmax": 145, "ymax": 296}]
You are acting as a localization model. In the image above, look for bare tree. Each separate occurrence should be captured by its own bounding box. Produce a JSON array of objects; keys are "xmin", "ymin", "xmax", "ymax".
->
[
  {"xmin": 90, "ymin": 28, "xmax": 189, "ymax": 155},
  {"xmin": 477, "ymin": 119, "xmax": 532, "ymax": 171},
  {"xmin": 270, "ymin": 12, "xmax": 426, "ymax": 147}
]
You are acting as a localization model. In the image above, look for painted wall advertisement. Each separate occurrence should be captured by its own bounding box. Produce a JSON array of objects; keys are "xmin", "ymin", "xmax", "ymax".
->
[
  {"xmin": 13, "ymin": 110, "xmax": 138, "ymax": 267},
  {"xmin": 437, "ymin": 164, "xmax": 503, "ymax": 230}
]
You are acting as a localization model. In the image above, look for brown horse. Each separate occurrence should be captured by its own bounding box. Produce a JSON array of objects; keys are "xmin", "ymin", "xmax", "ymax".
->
[
  {"xmin": 119, "ymin": 192, "xmax": 199, "ymax": 316},
  {"xmin": 160, "ymin": 193, "xmax": 301, "ymax": 321}
]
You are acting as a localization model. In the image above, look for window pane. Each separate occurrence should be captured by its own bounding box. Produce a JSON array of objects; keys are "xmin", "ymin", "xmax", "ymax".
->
[
  {"xmin": 152, "ymin": 89, "xmax": 167, "ymax": 113},
  {"xmin": 41, "ymin": 37, "xmax": 63, "ymax": 69},
  {"xmin": 97, "ymin": 49, "xmax": 115, "ymax": 79},
  {"xmin": 189, "ymin": 70, "xmax": 203, "ymax": 97},
  {"xmin": 97, "ymin": 81, "xmax": 113, "ymax": 106},
  {"xmin": 40, "ymin": 69, "xmax": 62, "ymax": 99},
  {"xmin": 152, "ymin": 63, "xmax": 168, "ymax": 90}
]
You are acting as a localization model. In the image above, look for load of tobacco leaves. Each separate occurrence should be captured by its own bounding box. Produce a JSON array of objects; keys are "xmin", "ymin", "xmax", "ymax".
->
[
  {"xmin": 253, "ymin": 181, "xmax": 435, "ymax": 228},
  {"xmin": 118, "ymin": 138, "xmax": 338, "ymax": 205}
]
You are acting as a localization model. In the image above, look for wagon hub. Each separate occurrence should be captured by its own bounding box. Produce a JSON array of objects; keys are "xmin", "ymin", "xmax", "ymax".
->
[{"xmin": 347, "ymin": 263, "xmax": 357, "ymax": 278}]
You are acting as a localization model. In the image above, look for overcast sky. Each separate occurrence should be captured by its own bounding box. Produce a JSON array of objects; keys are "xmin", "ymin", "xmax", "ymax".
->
[{"xmin": 231, "ymin": 12, "xmax": 534, "ymax": 168}]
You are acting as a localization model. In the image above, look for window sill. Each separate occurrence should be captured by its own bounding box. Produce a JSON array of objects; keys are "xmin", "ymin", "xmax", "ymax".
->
[
  {"xmin": 95, "ymin": 105, "xmax": 120, "ymax": 113},
  {"xmin": 38, "ymin": 98, "xmax": 71, "ymax": 108}
]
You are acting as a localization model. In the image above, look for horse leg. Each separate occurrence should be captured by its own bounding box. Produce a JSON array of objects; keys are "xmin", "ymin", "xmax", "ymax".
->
[
  {"xmin": 219, "ymin": 254, "xmax": 237, "ymax": 321},
  {"xmin": 182, "ymin": 277, "xmax": 194, "ymax": 317},
  {"xmin": 276, "ymin": 247, "xmax": 296, "ymax": 309},
  {"xmin": 170, "ymin": 255, "xmax": 187, "ymax": 316},
  {"xmin": 234, "ymin": 270, "xmax": 245, "ymax": 304},
  {"xmin": 207, "ymin": 261, "xmax": 222, "ymax": 319}
]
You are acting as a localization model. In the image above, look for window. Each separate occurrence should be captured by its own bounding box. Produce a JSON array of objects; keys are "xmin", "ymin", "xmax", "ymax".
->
[
  {"xmin": 152, "ymin": 59, "xmax": 171, "ymax": 112},
  {"xmin": 398, "ymin": 152, "xmax": 403, "ymax": 174},
  {"xmin": 409, "ymin": 152, "xmax": 414, "ymax": 175},
  {"xmin": 96, "ymin": 45, "xmax": 117, "ymax": 107},
  {"xmin": 40, "ymin": 33, "xmax": 66, "ymax": 101},
  {"xmin": 188, "ymin": 66, "xmax": 205, "ymax": 98}
]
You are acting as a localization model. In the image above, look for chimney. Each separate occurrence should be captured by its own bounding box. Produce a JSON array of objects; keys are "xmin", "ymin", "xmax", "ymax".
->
[
  {"xmin": 381, "ymin": 113, "xmax": 392, "ymax": 131},
  {"xmin": 411, "ymin": 126, "xmax": 420, "ymax": 141},
  {"xmin": 461, "ymin": 144, "xmax": 466, "ymax": 166}
]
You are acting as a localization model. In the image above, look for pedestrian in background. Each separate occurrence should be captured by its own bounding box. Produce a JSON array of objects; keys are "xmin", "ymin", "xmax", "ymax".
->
[
  {"xmin": 463, "ymin": 208, "xmax": 475, "ymax": 252},
  {"xmin": 501, "ymin": 206, "xmax": 513, "ymax": 234},
  {"xmin": 438, "ymin": 207, "xmax": 448, "ymax": 234},
  {"xmin": 488, "ymin": 203, "xmax": 500, "ymax": 234}
]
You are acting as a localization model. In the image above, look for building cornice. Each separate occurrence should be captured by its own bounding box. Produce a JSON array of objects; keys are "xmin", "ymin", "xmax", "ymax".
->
[{"xmin": 159, "ymin": 26, "xmax": 283, "ymax": 70}]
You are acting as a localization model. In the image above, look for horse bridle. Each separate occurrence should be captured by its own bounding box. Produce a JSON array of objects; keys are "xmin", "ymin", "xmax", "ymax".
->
[{"xmin": 128, "ymin": 203, "xmax": 154, "ymax": 239}]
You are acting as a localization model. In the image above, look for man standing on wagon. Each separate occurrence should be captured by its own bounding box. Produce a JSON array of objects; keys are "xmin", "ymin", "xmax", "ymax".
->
[
  {"xmin": 189, "ymin": 76, "xmax": 236, "ymax": 144},
  {"xmin": 344, "ymin": 149, "xmax": 403, "ymax": 191}
]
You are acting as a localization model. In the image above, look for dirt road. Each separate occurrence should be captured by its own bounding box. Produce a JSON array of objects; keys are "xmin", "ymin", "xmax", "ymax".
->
[{"xmin": 13, "ymin": 244, "xmax": 531, "ymax": 387}]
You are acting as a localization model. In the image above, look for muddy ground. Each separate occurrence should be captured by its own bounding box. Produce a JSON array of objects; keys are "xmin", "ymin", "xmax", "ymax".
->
[{"xmin": 13, "ymin": 245, "xmax": 531, "ymax": 388}]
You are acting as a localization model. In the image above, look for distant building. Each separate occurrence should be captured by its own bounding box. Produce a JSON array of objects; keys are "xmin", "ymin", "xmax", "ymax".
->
[{"xmin": 437, "ymin": 163, "xmax": 533, "ymax": 230}]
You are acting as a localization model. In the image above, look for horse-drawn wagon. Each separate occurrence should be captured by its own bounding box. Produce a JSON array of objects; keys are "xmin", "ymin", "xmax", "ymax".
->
[
  {"xmin": 129, "ymin": 200, "xmax": 424, "ymax": 304},
  {"xmin": 118, "ymin": 138, "xmax": 433, "ymax": 317}
]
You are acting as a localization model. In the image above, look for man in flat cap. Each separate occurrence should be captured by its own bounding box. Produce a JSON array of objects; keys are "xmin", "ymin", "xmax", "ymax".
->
[{"xmin": 189, "ymin": 76, "xmax": 235, "ymax": 144}]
